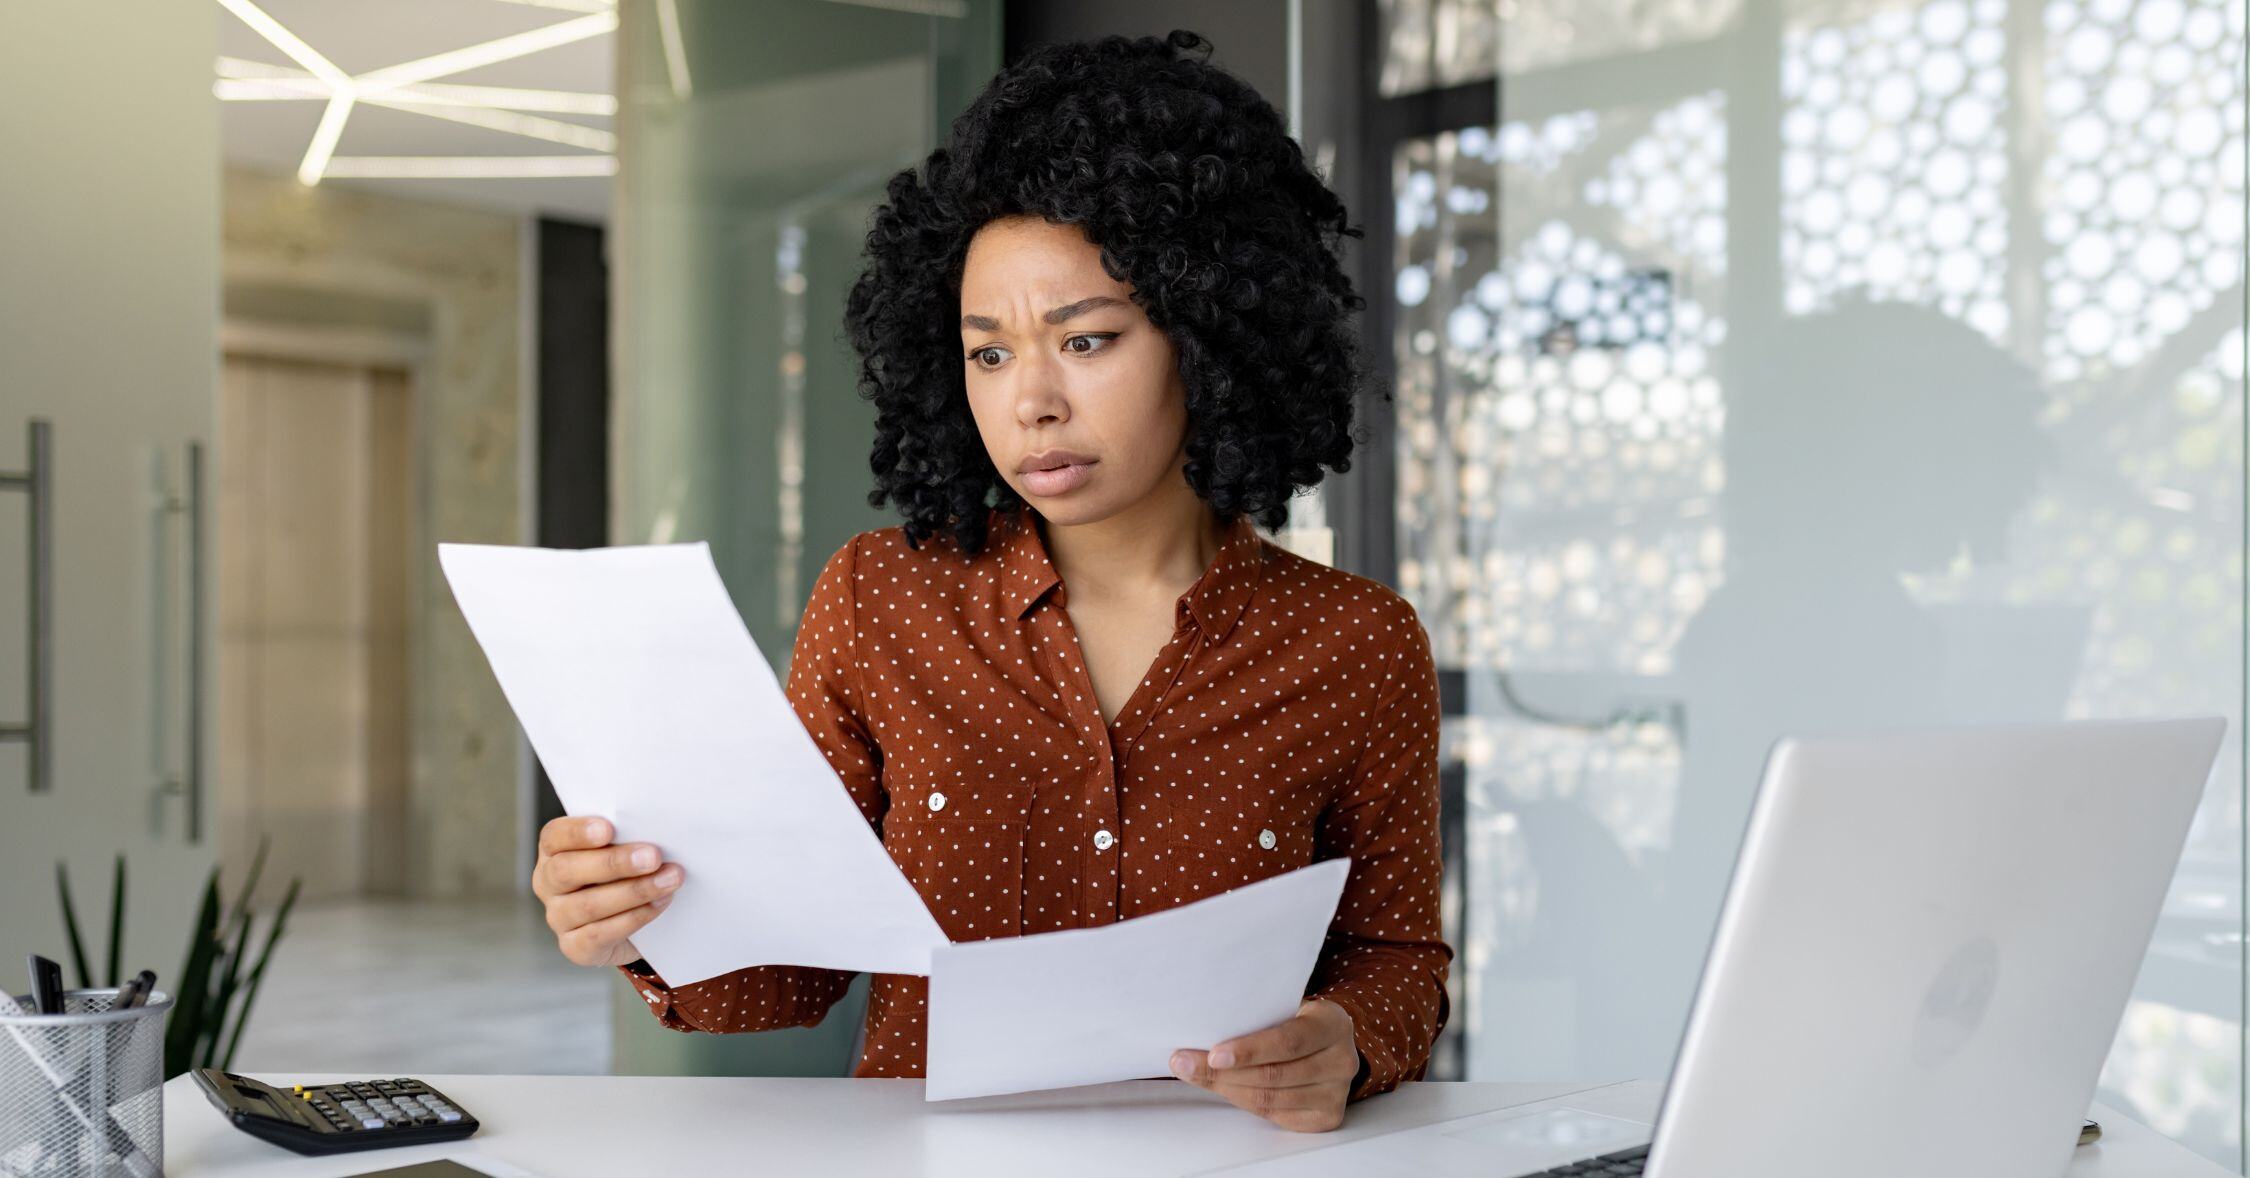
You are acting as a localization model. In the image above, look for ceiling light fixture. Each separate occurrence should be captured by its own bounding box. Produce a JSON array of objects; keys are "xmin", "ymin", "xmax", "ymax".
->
[
  {"xmin": 217, "ymin": 61, "xmax": 616, "ymax": 116},
  {"xmin": 357, "ymin": 97, "xmax": 617, "ymax": 152},
  {"xmin": 321, "ymin": 155, "xmax": 620, "ymax": 179},
  {"xmin": 656, "ymin": 0, "xmax": 693, "ymax": 99},
  {"xmin": 370, "ymin": 81, "xmax": 617, "ymax": 116},
  {"xmin": 213, "ymin": 76, "xmax": 328, "ymax": 101},
  {"xmin": 299, "ymin": 92, "xmax": 356, "ymax": 185},
  {"xmin": 215, "ymin": 54, "xmax": 319, "ymax": 80},
  {"xmin": 212, "ymin": 1, "xmax": 618, "ymax": 185},
  {"xmin": 486, "ymin": 0, "xmax": 616, "ymax": 11},
  {"xmin": 212, "ymin": 0, "xmax": 352, "ymax": 90},
  {"xmin": 351, "ymin": 11, "xmax": 618, "ymax": 96}
]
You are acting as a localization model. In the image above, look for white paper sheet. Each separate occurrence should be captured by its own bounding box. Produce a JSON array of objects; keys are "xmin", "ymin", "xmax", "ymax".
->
[
  {"xmin": 439, "ymin": 541, "xmax": 947, "ymax": 983},
  {"xmin": 924, "ymin": 857, "xmax": 1352, "ymax": 1101}
]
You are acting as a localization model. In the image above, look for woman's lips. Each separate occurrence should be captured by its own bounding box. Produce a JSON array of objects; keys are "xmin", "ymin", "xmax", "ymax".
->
[{"xmin": 1021, "ymin": 460, "xmax": 1095, "ymax": 496}]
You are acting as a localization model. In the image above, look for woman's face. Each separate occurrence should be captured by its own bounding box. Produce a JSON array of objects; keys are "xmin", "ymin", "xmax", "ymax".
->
[{"xmin": 958, "ymin": 215, "xmax": 1190, "ymax": 527}]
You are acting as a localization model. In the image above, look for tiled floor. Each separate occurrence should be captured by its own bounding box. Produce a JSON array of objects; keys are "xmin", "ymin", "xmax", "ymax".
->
[{"xmin": 226, "ymin": 895, "xmax": 612, "ymax": 1076}]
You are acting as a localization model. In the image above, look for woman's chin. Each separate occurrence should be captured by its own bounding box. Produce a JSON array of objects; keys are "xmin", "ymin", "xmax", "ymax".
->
[{"xmin": 1020, "ymin": 494, "xmax": 1121, "ymax": 528}]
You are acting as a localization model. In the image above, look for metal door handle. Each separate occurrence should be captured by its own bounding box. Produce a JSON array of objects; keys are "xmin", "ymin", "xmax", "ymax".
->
[
  {"xmin": 155, "ymin": 439, "xmax": 205, "ymax": 843},
  {"xmin": 0, "ymin": 419, "xmax": 52, "ymax": 793}
]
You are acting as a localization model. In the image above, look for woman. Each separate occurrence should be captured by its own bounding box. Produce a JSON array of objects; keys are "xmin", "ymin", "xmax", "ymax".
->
[{"xmin": 530, "ymin": 29, "xmax": 1449, "ymax": 1133}]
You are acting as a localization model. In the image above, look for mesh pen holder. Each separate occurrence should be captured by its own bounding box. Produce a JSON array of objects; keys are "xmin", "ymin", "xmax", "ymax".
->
[{"xmin": 0, "ymin": 988, "xmax": 170, "ymax": 1178}]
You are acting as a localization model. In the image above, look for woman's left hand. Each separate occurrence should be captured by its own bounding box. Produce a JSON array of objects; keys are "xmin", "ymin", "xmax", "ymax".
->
[{"xmin": 1169, "ymin": 998, "xmax": 1359, "ymax": 1132}]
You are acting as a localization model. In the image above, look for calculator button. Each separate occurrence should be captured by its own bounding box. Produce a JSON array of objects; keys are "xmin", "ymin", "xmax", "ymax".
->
[
  {"xmin": 358, "ymin": 1116, "xmax": 385, "ymax": 1129},
  {"xmin": 434, "ymin": 1109, "xmax": 463, "ymax": 1123}
]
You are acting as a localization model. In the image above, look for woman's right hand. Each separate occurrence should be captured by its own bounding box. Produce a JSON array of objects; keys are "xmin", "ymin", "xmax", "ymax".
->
[{"xmin": 533, "ymin": 815, "xmax": 686, "ymax": 968}]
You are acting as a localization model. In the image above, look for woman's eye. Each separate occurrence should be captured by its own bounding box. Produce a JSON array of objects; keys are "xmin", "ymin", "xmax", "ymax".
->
[
  {"xmin": 1065, "ymin": 333, "xmax": 1118, "ymax": 355},
  {"xmin": 967, "ymin": 345, "xmax": 1009, "ymax": 369}
]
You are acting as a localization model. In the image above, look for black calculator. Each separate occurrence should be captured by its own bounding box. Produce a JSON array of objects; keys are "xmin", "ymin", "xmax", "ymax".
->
[{"xmin": 191, "ymin": 1068, "xmax": 480, "ymax": 1155}]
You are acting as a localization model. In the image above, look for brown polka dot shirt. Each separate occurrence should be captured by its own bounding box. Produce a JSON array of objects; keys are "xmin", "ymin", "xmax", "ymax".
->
[{"xmin": 619, "ymin": 505, "xmax": 1450, "ymax": 1099}]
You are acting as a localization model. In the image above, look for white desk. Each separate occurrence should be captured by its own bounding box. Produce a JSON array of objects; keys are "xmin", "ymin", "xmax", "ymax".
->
[{"xmin": 162, "ymin": 1073, "xmax": 2232, "ymax": 1177}]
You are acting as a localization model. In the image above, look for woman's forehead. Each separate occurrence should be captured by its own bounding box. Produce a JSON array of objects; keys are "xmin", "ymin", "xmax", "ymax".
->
[
  {"xmin": 964, "ymin": 219, "xmax": 1109, "ymax": 280},
  {"xmin": 960, "ymin": 220, "xmax": 1134, "ymax": 322}
]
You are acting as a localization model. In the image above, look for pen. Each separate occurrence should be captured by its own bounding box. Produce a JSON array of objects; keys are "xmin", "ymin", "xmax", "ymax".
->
[
  {"xmin": 27, "ymin": 953, "xmax": 62, "ymax": 1015},
  {"xmin": 115, "ymin": 970, "xmax": 156, "ymax": 1010}
]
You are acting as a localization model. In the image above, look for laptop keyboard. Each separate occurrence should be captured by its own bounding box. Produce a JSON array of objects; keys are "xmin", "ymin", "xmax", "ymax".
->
[{"xmin": 1520, "ymin": 1142, "xmax": 1651, "ymax": 1175}]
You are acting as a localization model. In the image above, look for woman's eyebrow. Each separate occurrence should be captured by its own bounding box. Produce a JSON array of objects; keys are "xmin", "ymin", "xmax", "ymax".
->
[{"xmin": 960, "ymin": 296, "xmax": 1126, "ymax": 332}]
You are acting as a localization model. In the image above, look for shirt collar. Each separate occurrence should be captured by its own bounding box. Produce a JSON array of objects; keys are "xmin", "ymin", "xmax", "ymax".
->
[{"xmin": 995, "ymin": 508, "xmax": 1265, "ymax": 644}]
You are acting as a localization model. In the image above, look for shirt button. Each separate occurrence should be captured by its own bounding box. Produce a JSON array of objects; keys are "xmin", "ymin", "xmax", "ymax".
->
[
  {"xmin": 928, "ymin": 791, "xmax": 947, "ymax": 813},
  {"xmin": 1257, "ymin": 828, "xmax": 1277, "ymax": 851},
  {"xmin": 1093, "ymin": 829, "xmax": 1115, "ymax": 851}
]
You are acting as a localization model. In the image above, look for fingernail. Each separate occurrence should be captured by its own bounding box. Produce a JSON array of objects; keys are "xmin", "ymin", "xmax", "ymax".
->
[
  {"xmin": 631, "ymin": 846, "xmax": 658, "ymax": 871},
  {"xmin": 589, "ymin": 818, "xmax": 611, "ymax": 840},
  {"xmin": 1209, "ymin": 1049, "xmax": 1235, "ymax": 1069},
  {"xmin": 1169, "ymin": 1052, "xmax": 1193, "ymax": 1079},
  {"xmin": 651, "ymin": 894, "xmax": 674, "ymax": 909},
  {"xmin": 654, "ymin": 865, "xmax": 683, "ymax": 888}
]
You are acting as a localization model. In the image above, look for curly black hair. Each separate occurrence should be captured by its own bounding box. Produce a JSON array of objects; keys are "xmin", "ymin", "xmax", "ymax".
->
[{"xmin": 842, "ymin": 28, "xmax": 1378, "ymax": 555}]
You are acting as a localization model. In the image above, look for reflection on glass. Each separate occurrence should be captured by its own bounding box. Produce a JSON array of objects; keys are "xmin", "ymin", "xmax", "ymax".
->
[
  {"xmin": 610, "ymin": 0, "xmax": 1000, "ymax": 1078},
  {"xmin": 1390, "ymin": 0, "xmax": 2246, "ymax": 1164},
  {"xmin": 1379, "ymin": 0, "xmax": 1500, "ymax": 94}
]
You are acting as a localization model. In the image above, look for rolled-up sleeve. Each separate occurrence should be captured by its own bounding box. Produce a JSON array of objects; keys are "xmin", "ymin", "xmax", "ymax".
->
[
  {"xmin": 615, "ymin": 534, "xmax": 887, "ymax": 1034},
  {"xmin": 1308, "ymin": 605, "xmax": 1452, "ymax": 1099}
]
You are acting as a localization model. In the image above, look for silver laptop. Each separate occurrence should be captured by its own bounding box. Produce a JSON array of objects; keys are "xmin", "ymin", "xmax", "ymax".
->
[{"xmin": 1216, "ymin": 717, "xmax": 2227, "ymax": 1178}]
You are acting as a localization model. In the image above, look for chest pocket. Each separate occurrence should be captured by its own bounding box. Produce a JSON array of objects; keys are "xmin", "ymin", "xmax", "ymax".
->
[
  {"xmin": 881, "ymin": 771, "xmax": 1032, "ymax": 943},
  {"xmin": 1155, "ymin": 785, "xmax": 1321, "ymax": 900},
  {"xmin": 885, "ymin": 813, "xmax": 1026, "ymax": 942}
]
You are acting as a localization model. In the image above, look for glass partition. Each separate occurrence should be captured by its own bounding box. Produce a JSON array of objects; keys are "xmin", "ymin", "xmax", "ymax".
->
[
  {"xmin": 608, "ymin": 0, "xmax": 1000, "ymax": 1077},
  {"xmin": 1382, "ymin": 0, "xmax": 2246, "ymax": 1164}
]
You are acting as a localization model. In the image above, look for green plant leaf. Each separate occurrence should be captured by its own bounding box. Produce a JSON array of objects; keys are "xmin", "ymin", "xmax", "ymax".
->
[
  {"xmin": 105, "ymin": 853, "xmax": 126, "ymax": 989},
  {"xmin": 218, "ymin": 876, "xmax": 301, "ymax": 1072},
  {"xmin": 202, "ymin": 904, "xmax": 255, "ymax": 1070},
  {"xmin": 54, "ymin": 860, "xmax": 92, "ymax": 990},
  {"xmin": 223, "ymin": 833, "xmax": 270, "ymax": 944},
  {"xmin": 164, "ymin": 869, "xmax": 222, "ymax": 1080}
]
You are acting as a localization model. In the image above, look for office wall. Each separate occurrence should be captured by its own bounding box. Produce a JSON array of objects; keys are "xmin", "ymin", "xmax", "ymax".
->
[
  {"xmin": 221, "ymin": 167, "xmax": 528, "ymax": 900},
  {"xmin": 0, "ymin": 3, "xmax": 221, "ymax": 985},
  {"xmin": 607, "ymin": 0, "xmax": 1001, "ymax": 1078}
]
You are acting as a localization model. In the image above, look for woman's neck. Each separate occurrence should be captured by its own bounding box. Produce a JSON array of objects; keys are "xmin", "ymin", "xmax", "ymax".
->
[{"xmin": 1036, "ymin": 477, "xmax": 1223, "ymax": 608}]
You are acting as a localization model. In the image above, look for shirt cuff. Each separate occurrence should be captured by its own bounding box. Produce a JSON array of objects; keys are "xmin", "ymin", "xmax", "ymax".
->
[
  {"xmin": 616, "ymin": 959, "xmax": 697, "ymax": 1032},
  {"xmin": 1312, "ymin": 988, "xmax": 1417, "ymax": 1101}
]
